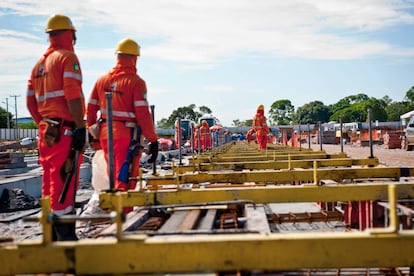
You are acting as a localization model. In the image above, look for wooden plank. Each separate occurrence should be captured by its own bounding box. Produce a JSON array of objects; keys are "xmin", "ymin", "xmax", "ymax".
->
[
  {"xmin": 158, "ymin": 210, "xmax": 188, "ymax": 233},
  {"xmin": 198, "ymin": 209, "xmax": 217, "ymax": 230},
  {"xmin": 245, "ymin": 204, "xmax": 270, "ymax": 234},
  {"xmin": 98, "ymin": 208, "xmax": 148, "ymax": 236},
  {"xmin": 177, "ymin": 209, "xmax": 201, "ymax": 231}
]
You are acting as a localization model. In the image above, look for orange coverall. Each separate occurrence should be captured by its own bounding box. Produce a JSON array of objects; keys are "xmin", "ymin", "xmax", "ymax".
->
[
  {"xmin": 193, "ymin": 125, "xmax": 199, "ymax": 151},
  {"xmin": 26, "ymin": 31, "xmax": 85, "ymax": 215},
  {"xmin": 87, "ymin": 56, "xmax": 158, "ymax": 199},
  {"xmin": 253, "ymin": 110, "xmax": 269, "ymax": 150},
  {"xmin": 199, "ymin": 121, "xmax": 211, "ymax": 151},
  {"xmin": 174, "ymin": 120, "xmax": 184, "ymax": 149}
]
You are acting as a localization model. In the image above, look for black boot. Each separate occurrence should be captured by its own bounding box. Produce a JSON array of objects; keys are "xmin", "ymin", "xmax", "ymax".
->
[{"xmin": 53, "ymin": 222, "xmax": 78, "ymax": 241}]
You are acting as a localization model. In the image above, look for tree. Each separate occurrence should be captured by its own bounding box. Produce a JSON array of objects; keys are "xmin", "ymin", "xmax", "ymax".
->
[
  {"xmin": 156, "ymin": 118, "xmax": 170, "ymax": 129},
  {"xmin": 199, "ymin": 105, "xmax": 212, "ymax": 115},
  {"xmin": 0, "ymin": 107, "xmax": 13, "ymax": 128},
  {"xmin": 404, "ymin": 86, "xmax": 414, "ymax": 104},
  {"xmin": 330, "ymin": 97, "xmax": 387, "ymax": 122},
  {"xmin": 269, "ymin": 99, "xmax": 294, "ymax": 125},
  {"xmin": 232, "ymin": 119, "xmax": 253, "ymax": 127},
  {"xmin": 292, "ymin": 101, "xmax": 330, "ymax": 124},
  {"xmin": 19, "ymin": 122, "xmax": 38, "ymax": 129},
  {"xmin": 385, "ymin": 101, "xmax": 410, "ymax": 121},
  {"xmin": 159, "ymin": 104, "xmax": 213, "ymax": 128}
]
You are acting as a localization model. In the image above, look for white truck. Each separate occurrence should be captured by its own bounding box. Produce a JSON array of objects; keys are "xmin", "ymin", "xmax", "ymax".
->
[{"xmin": 400, "ymin": 110, "xmax": 414, "ymax": 151}]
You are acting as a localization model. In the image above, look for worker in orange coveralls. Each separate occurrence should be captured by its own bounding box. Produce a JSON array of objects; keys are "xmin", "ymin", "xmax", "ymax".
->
[
  {"xmin": 86, "ymin": 38, "xmax": 158, "ymax": 214},
  {"xmin": 252, "ymin": 104, "xmax": 269, "ymax": 150},
  {"xmin": 26, "ymin": 14, "xmax": 86, "ymax": 241},
  {"xmin": 193, "ymin": 123, "xmax": 200, "ymax": 152},
  {"xmin": 174, "ymin": 119, "xmax": 185, "ymax": 149},
  {"xmin": 199, "ymin": 120, "xmax": 211, "ymax": 151}
]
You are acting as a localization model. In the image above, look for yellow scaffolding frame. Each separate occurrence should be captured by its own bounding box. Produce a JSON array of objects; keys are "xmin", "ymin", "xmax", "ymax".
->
[{"xmin": 2, "ymin": 185, "xmax": 414, "ymax": 275}]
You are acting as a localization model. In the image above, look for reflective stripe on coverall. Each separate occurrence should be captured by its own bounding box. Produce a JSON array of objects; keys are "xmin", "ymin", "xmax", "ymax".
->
[{"xmin": 26, "ymin": 31, "xmax": 85, "ymax": 215}]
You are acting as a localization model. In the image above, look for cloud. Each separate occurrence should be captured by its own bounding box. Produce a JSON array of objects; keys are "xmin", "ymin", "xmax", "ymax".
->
[{"xmin": 2, "ymin": 0, "xmax": 414, "ymax": 65}]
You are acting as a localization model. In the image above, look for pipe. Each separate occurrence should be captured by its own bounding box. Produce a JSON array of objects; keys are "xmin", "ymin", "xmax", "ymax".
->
[
  {"xmin": 339, "ymin": 117, "xmax": 344, "ymax": 153},
  {"xmin": 368, "ymin": 108, "xmax": 374, "ymax": 158},
  {"xmin": 105, "ymin": 92, "xmax": 115, "ymax": 190}
]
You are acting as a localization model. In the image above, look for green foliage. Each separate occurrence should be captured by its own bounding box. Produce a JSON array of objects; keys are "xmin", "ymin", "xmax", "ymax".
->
[
  {"xmin": 329, "ymin": 96, "xmax": 387, "ymax": 122},
  {"xmin": 405, "ymin": 86, "xmax": 414, "ymax": 103},
  {"xmin": 269, "ymin": 99, "xmax": 294, "ymax": 125},
  {"xmin": 232, "ymin": 119, "xmax": 253, "ymax": 127},
  {"xmin": 292, "ymin": 101, "xmax": 330, "ymax": 124},
  {"xmin": 0, "ymin": 107, "xmax": 13, "ymax": 128},
  {"xmin": 157, "ymin": 104, "xmax": 213, "ymax": 128},
  {"xmin": 18, "ymin": 122, "xmax": 38, "ymax": 129},
  {"xmin": 385, "ymin": 101, "xmax": 411, "ymax": 121}
]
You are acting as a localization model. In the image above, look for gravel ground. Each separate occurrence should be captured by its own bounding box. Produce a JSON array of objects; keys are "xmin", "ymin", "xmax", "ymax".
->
[
  {"xmin": 309, "ymin": 143, "xmax": 414, "ymax": 167},
  {"xmin": 2, "ymin": 144, "xmax": 414, "ymax": 244}
]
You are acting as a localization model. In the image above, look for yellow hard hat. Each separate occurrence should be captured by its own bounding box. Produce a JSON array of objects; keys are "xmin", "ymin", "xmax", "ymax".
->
[
  {"xmin": 45, "ymin": 14, "xmax": 76, "ymax": 33},
  {"xmin": 116, "ymin": 38, "xmax": 140, "ymax": 56},
  {"xmin": 257, "ymin": 104, "xmax": 264, "ymax": 111}
]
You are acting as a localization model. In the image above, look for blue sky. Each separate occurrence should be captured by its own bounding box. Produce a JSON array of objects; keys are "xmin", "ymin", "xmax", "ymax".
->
[{"xmin": 1, "ymin": 0, "xmax": 414, "ymax": 126}]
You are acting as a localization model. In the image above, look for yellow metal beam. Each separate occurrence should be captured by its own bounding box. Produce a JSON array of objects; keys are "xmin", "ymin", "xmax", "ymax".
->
[
  {"xmin": 190, "ymin": 152, "xmax": 348, "ymax": 164},
  {"xmin": 146, "ymin": 167, "xmax": 414, "ymax": 186},
  {"xmin": 99, "ymin": 183, "xmax": 414, "ymax": 209},
  {"xmin": 175, "ymin": 157, "xmax": 379, "ymax": 173},
  {"xmin": 2, "ymin": 231, "xmax": 414, "ymax": 274}
]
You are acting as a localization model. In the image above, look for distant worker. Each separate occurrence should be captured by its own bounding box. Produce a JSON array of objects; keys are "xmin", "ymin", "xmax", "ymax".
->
[
  {"xmin": 199, "ymin": 120, "xmax": 211, "ymax": 151},
  {"xmin": 86, "ymin": 38, "xmax": 158, "ymax": 214},
  {"xmin": 26, "ymin": 14, "xmax": 86, "ymax": 241},
  {"xmin": 174, "ymin": 119, "xmax": 185, "ymax": 149},
  {"xmin": 252, "ymin": 104, "xmax": 269, "ymax": 150},
  {"xmin": 193, "ymin": 123, "xmax": 200, "ymax": 152}
]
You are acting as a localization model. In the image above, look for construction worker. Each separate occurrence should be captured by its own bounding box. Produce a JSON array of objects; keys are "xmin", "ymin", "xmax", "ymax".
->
[
  {"xmin": 86, "ymin": 38, "xmax": 158, "ymax": 213},
  {"xmin": 252, "ymin": 104, "xmax": 269, "ymax": 150},
  {"xmin": 193, "ymin": 123, "xmax": 200, "ymax": 152},
  {"xmin": 174, "ymin": 119, "xmax": 185, "ymax": 149},
  {"xmin": 26, "ymin": 14, "xmax": 85, "ymax": 241},
  {"xmin": 199, "ymin": 120, "xmax": 211, "ymax": 151}
]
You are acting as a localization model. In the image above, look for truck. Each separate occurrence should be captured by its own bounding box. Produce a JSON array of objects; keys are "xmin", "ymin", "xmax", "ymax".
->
[
  {"xmin": 198, "ymin": 114, "xmax": 221, "ymax": 127},
  {"xmin": 402, "ymin": 115, "xmax": 414, "ymax": 151}
]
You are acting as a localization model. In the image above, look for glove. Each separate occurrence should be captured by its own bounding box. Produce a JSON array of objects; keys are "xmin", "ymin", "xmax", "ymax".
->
[
  {"xmin": 147, "ymin": 141, "xmax": 159, "ymax": 163},
  {"xmin": 72, "ymin": 127, "xmax": 86, "ymax": 151}
]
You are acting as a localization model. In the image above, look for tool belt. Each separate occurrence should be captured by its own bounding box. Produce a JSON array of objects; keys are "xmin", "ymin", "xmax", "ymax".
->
[
  {"xmin": 43, "ymin": 118, "xmax": 76, "ymax": 147},
  {"xmin": 99, "ymin": 118, "xmax": 137, "ymax": 128}
]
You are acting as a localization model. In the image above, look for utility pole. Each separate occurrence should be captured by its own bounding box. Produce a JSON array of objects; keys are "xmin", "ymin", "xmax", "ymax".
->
[
  {"xmin": 2, "ymin": 98, "xmax": 10, "ymax": 130},
  {"xmin": 10, "ymin": 95, "xmax": 20, "ymax": 140}
]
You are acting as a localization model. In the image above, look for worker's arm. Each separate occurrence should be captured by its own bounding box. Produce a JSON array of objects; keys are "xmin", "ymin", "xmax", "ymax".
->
[
  {"xmin": 26, "ymin": 74, "xmax": 42, "ymax": 124},
  {"xmin": 67, "ymin": 98, "xmax": 85, "ymax": 128}
]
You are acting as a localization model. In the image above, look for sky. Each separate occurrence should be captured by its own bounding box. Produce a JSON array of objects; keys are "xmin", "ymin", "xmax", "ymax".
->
[{"xmin": 1, "ymin": 0, "xmax": 414, "ymax": 126}]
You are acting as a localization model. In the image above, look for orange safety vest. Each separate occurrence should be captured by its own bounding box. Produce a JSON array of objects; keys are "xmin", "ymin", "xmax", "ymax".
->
[
  {"xmin": 252, "ymin": 113, "xmax": 269, "ymax": 137},
  {"xmin": 27, "ymin": 35, "xmax": 84, "ymax": 123},
  {"xmin": 86, "ymin": 57, "xmax": 157, "ymax": 143}
]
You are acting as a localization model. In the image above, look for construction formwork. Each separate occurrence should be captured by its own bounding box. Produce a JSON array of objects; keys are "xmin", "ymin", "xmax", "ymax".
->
[{"xmin": 1, "ymin": 140, "xmax": 414, "ymax": 275}]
